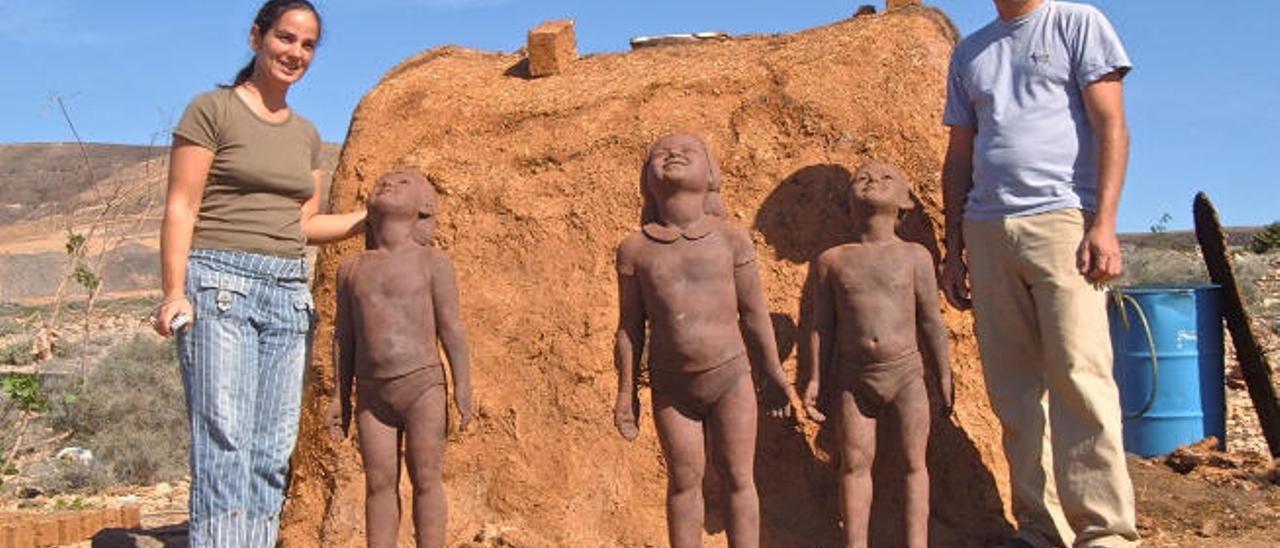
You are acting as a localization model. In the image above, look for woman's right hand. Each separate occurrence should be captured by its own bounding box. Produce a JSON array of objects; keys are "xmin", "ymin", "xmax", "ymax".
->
[{"xmin": 152, "ymin": 297, "xmax": 194, "ymax": 337}]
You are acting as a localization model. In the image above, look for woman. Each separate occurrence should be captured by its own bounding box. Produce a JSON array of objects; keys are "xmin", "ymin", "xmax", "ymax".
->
[{"xmin": 152, "ymin": 1, "xmax": 363, "ymax": 545}]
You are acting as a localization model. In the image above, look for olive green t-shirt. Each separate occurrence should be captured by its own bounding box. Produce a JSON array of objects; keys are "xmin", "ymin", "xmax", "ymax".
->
[{"xmin": 174, "ymin": 88, "xmax": 320, "ymax": 258}]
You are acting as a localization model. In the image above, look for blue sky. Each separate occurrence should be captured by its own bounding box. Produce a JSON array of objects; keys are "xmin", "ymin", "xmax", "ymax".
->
[{"xmin": 1, "ymin": 1, "xmax": 1277, "ymax": 232}]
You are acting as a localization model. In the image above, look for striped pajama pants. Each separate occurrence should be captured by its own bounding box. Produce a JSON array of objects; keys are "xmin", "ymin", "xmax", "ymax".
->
[{"xmin": 177, "ymin": 249, "xmax": 314, "ymax": 548}]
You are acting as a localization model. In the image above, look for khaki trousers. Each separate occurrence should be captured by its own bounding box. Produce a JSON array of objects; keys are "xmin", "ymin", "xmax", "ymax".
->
[{"xmin": 964, "ymin": 209, "xmax": 1138, "ymax": 548}]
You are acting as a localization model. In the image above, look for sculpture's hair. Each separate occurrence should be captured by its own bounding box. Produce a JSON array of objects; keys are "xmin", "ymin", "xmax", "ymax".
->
[
  {"xmin": 364, "ymin": 169, "xmax": 437, "ymax": 250},
  {"xmin": 223, "ymin": 0, "xmax": 323, "ymax": 88},
  {"xmin": 639, "ymin": 133, "xmax": 728, "ymax": 225}
]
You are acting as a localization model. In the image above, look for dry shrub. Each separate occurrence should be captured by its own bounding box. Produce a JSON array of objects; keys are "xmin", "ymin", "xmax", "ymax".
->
[
  {"xmin": 49, "ymin": 334, "xmax": 187, "ymax": 486},
  {"xmin": 26, "ymin": 458, "xmax": 115, "ymax": 495},
  {"xmin": 1117, "ymin": 246, "xmax": 1210, "ymax": 287},
  {"xmin": 1118, "ymin": 245, "xmax": 1270, "ymax": 305}
]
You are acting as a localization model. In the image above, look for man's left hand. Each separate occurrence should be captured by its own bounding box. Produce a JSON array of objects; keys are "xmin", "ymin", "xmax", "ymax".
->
[{"xmin": 1077, "ymin": 226, "xmax": 1123, "ymax": 284}]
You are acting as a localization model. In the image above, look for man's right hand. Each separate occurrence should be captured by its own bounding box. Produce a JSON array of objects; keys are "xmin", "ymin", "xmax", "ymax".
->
[{"xmin": 941, "ymin": 254, "xmax": 973, "ymax": 310}]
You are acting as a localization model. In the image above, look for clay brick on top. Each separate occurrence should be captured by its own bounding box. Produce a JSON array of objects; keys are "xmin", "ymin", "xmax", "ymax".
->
[{"xmin": 526, "ymin": 19, "xmax": 578, "ymax": 77}]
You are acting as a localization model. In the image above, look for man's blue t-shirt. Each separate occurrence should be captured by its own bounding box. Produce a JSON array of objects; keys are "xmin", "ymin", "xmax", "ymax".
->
[{"xmin": 943, "ymin": 0, "xmax": 1131, "ymax": 220}]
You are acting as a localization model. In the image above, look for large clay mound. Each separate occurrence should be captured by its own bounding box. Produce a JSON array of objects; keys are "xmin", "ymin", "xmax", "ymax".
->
[{"xmin": 283, "ymin": 9, "xmax": 1013, "ymax": 547}]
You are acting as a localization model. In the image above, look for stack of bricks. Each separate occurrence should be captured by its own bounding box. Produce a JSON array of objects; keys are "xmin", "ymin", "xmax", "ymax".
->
[
  {"xmin": 0, "ymin": 505, "xmax": 140, "ymax": 548},
  {"xmin": 887, "ymin": 0, "xmax": 922, "ymax": 10},
  {"xmin": 526, "ymin": 19, "xmax": 578, "ymax": 78}
]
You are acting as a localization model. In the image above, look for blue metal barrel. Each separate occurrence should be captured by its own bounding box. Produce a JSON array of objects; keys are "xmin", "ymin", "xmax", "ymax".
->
[{"xmin": 1108, "ymin": 284, "xmax": 1224, "ymax": 457}]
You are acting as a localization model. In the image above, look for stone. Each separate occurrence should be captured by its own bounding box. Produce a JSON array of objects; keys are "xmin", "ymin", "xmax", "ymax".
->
[{"xmin": 887, "ymin": 0, "xmax": 921, "ymax": 10}]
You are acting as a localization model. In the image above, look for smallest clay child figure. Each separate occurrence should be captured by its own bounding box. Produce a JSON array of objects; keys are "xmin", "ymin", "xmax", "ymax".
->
[
  {"xmin": 803, "ymin": 161, "xmax": 952, "ymax": 548},
  {"xmin": 328, "ymin": 170, "xmax": 473, "ymax": 548}
]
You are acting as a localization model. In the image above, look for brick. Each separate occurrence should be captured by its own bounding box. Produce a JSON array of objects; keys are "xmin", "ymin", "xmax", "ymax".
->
[
  {"xmin": 886, "ymin": 0, "xmax": 921, "ymax": 10},
  {"xmin": 526, "ymin": 19, "xmax": 578, "ymax": 77},
  {"xmin": 33, "ymin": 518, "xmax": 58, "ymax": 547},
  {"xmin": 119, "ymin": 505, "xmax": 142, "ymax": 529},
  {"xmin": 79, "ymin": 510, "xmax": 101, "ymax": 539},
  {"xmin": 3, "ymin": 521, "xmax": 35, "ymax": 548},
  {"xmin": 55, "ymin": 515, "xmax": 81, "ymax": 544}
]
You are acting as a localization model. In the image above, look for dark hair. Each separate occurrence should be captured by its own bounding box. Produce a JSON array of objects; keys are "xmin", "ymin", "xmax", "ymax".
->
[{"xmin": 226, "ymin": 0, "xmax": 323, "ymax": 87}]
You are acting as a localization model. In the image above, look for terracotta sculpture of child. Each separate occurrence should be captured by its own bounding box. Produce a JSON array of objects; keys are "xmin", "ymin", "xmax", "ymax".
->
[
  {"xmin": 613, "ymin": 132, "xmax": 798, "ymax": 548},
  {"xmin": 803, "ymin": 161, "xmax": 953, "ymax": 548},
  {"xmin": 327, "ymin": 170, "xmax": 473, "ymax": 548}
]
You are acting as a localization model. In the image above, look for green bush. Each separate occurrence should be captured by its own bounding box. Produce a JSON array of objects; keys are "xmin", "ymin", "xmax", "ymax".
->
[
  {"xmin": 1248, "ymin": 222, "xmax": 1280, "ymax": 254},
  {"xmin": 49, "ymin": 334, "xmax": 187, "ymax": 486}
]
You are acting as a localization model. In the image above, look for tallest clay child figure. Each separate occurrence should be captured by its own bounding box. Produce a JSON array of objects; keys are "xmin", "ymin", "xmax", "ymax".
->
[{"xmin": 613, "ymin": 132, "xmax": 799, "ymax": 548}]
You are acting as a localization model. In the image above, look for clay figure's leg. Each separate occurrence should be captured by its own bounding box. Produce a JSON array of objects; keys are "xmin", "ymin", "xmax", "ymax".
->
[
  {"xmin": 403, "ymin": 384, "xmax": 448, "ymax": 548},
  {"xmin": 837, "ymin": 389, "xmax": 876, "ymax": 548},
  {"xmin": 654, "ymin": 389, "xmax": 708, "ymax": 548},
  {"xmin": 707, "ymin": 372, "xmax": 759, "ymax": 548},
  {"xmin": 357, "ymin": 405, "xmax": 403, "ymax": 548},
  {"xmin": 889, "ymin": 377, "xmax": 930, "ymax": 548}
]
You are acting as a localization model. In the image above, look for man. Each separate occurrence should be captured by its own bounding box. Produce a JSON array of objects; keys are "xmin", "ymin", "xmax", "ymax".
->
[{"xmin": 940, "ymin": 1, "xmax": 1138, "ymax": 547}]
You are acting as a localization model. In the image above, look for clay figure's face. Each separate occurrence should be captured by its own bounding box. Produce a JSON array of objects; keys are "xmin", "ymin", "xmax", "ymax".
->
[
  {"xmin": 369, "ymin": 170, "xmax": 436, "ymax": 219},
  {"xmin": 850, "ymin": 161, "xmax": 912, "ymax": 212},
  {"xmin": 250, "ymin": 8, "xmax": 319, "ymax": 88},
  {"xmin": 645, "ymin": 133, "xmax": 712, "ymax": 196}
]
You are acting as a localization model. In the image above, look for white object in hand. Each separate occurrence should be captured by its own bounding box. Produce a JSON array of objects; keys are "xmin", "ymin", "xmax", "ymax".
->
[{"xmin": 170, "ymin": 313, "xmax": 192, "ymax": 332}]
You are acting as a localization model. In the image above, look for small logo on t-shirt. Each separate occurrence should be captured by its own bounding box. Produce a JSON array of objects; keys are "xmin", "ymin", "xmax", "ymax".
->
[{"xmin": 1031, "ymin": 52, "xmax": 1051, "ymax": 64}]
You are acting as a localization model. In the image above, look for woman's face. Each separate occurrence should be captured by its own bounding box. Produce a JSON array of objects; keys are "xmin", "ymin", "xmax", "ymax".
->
[{"xmin": 250, "ymin": 8, "xmax": 319, "ymax": 88}]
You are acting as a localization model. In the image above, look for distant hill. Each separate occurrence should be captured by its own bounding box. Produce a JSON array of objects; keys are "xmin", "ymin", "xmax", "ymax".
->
[
  {"xmin": 1120, "ymin": 227, "xmax": 1261, "ymax": 249},
  {"xmin": 0, "ymin": 143, "xmax": 167, "ymax": 224},
  {"xmin": 0, "ymin": 142, "xmax": 340, "ymax": 302}
]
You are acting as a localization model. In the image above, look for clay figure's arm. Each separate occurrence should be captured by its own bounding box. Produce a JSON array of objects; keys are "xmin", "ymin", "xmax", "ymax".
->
[
  {"xmin": 731, "ymin": 231, "xmax": 797, "ymax": 419},
  {"xmin": 613, "ymin": 253, "xmax": 646, "ymax": 441},
  {"xmin": 802, "ymin": 255, "xmax": 834, "ymax": 422},
  {"xmin": 328, "ymin": 259, "xmax": 357, "ymax": 442},
  {"xmin": 913, "ymin": 246, "xmax": 953, "ymax": 416},
  {"xmin": 1079, "ymin": 71, "xmax": 1129, "ymax": 284},
  {"xmin": 430, "ymin": 251, "xmax": 472, "ymax": 432},
  {"xmin": 940, "ymin": 125, "xmax": 976, "ymax": 311}
]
